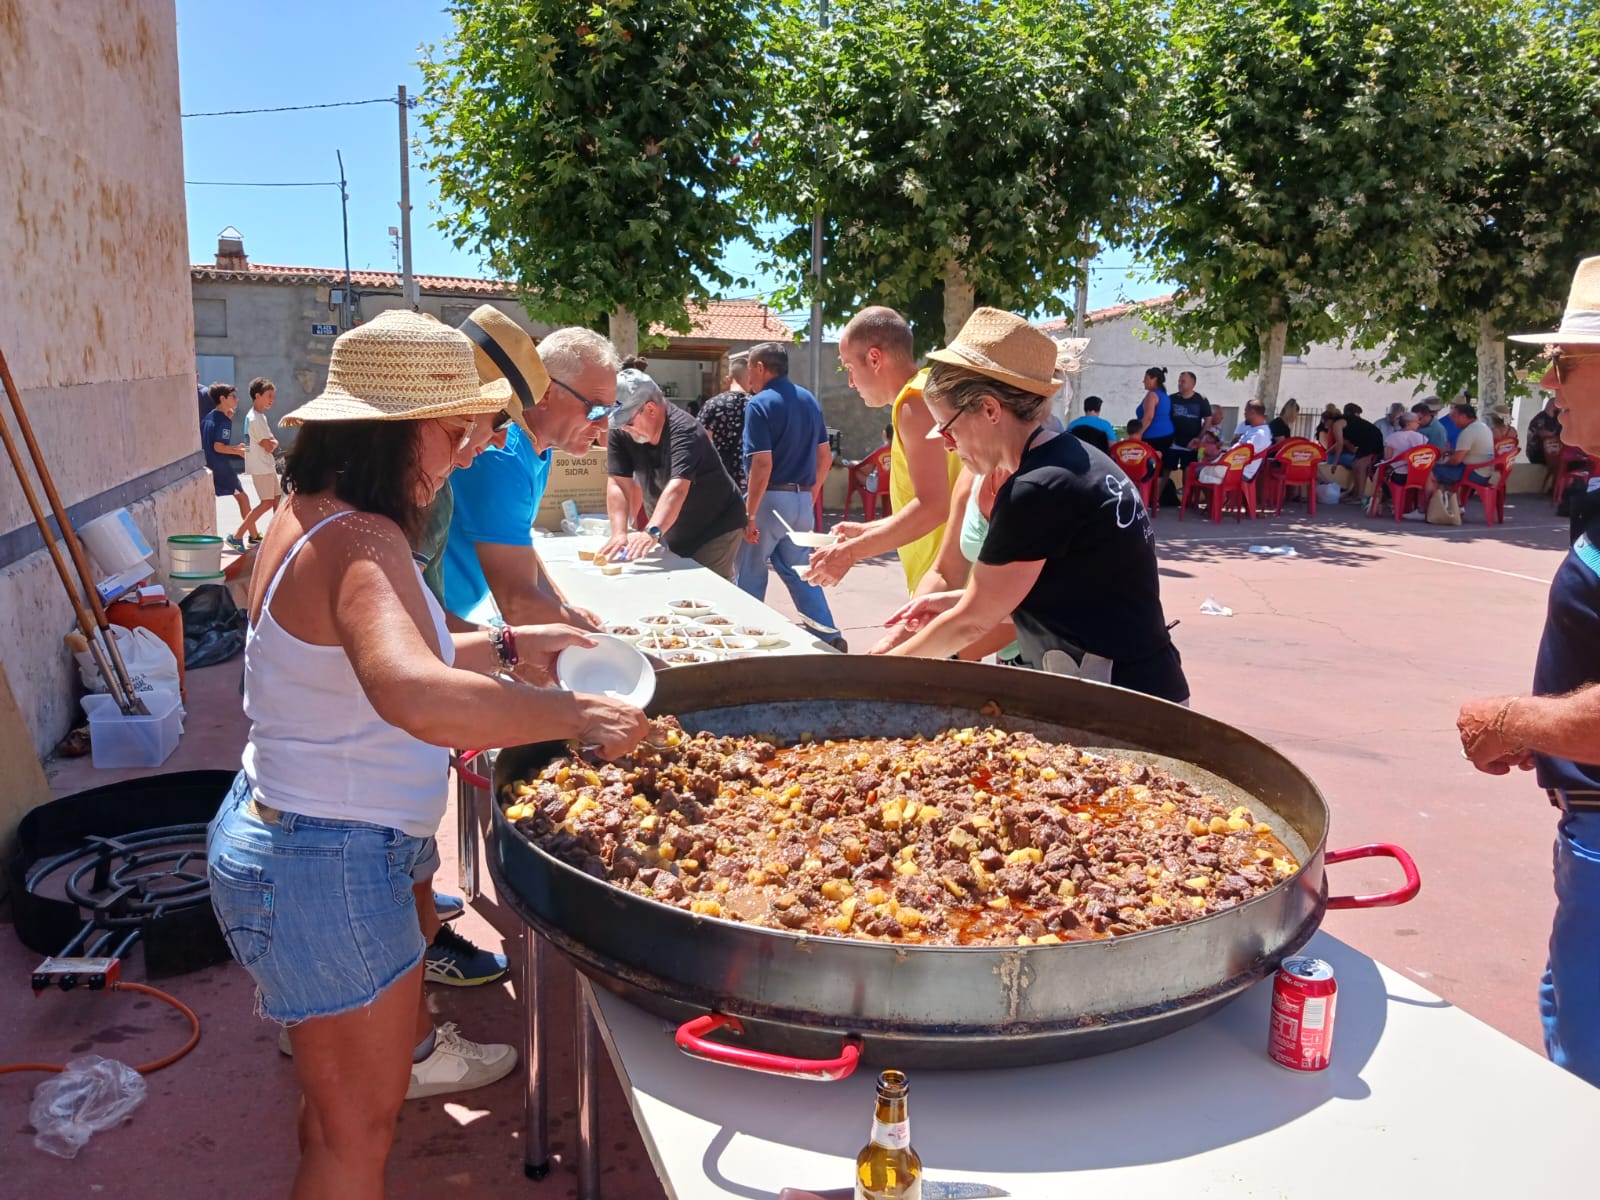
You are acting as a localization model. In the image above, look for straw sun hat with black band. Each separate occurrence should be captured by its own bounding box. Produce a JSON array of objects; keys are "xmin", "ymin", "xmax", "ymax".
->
[
  {"xmin": 456, "ymin": 304, "xmax": 550, "ymax": 438},
  {"xmin": 280, "ymin": 310, "xmax": 512, "ymax": 427},
  {"xmin": 925, "ymin": 307, "xmax": 1064, "ymax": 397}
]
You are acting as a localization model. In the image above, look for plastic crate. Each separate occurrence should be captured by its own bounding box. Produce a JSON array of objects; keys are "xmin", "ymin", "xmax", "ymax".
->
[{"xmin": 82, "ymin": 691, "xmax": 184, "ymax": 769}]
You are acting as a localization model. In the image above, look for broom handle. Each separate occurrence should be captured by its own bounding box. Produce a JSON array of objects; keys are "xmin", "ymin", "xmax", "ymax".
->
[
  {"xmin": 0, "ymin": 398, "xmax": 135, "ymax": 711},
  {"xmin": 0, "ymin": 345, "xmax": 145, "ymax": 713}
]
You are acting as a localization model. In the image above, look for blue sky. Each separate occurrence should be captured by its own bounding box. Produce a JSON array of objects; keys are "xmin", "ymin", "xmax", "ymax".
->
[{"xmin": 176, "ymin": 0, "xmax": 1167, "ymax": 321}]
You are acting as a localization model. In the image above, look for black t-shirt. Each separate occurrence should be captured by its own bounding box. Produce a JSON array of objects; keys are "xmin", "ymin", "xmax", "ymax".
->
[
  {"xmin": 1343, "ymin": 415, "xmax": 1384, "ymax": 457},
  {"xmin": 1534, "ymin": 502, "xmax": 1600, "ymax": 795},
  {"xmin": 607, "ymin": 404, "xmax": 746, "ymax": 557},
  {"xmin": 1268, "ymin": 416, "xmax": 1291, "ymax": 441},
  {"xmin": 979, "ymin": 432, "xmax": 1188, "ymax": 702},
  {"xmin": 1168, "ymin": 391, "xmax": 1212, "ymax": 444}
]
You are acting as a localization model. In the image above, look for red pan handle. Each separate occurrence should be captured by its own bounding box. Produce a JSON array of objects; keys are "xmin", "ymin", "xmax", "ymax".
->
[
  {"xmin": 675, "ymin": 1014, "xmax": 862, "ymax": 1081},
  {"xmin": 1324, "ymin": 843, "xmax": 1420, "ymax": 909},
  {"xmin": 454, "ymin": 750, "xmax": 492, "ymax": 792}
]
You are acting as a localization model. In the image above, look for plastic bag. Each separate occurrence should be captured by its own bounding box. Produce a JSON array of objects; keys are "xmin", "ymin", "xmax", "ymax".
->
[
  {"xmin": 179, "ymin": 584, "xmax": 247, "ymax": 669},
  {"xmin": 1199, "ymin": 597, "xmax": 1233, "ymax": 617},
  {"xmin": 1317, "ymin": 482, "xmax": 1343, "ymax": 505},
  {"xmin": 30, "ymin": 1056, "xmax": 146, "ymax": 1158},
  {"xmin": 72, "ymin": 626, "xmax": 181, "ymax": 700}
]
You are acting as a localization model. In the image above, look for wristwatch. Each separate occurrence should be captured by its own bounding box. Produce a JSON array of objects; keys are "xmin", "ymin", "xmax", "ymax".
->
[{"xmin": 646, "ymin": 525, "xmax": 663, "ymax": 541}]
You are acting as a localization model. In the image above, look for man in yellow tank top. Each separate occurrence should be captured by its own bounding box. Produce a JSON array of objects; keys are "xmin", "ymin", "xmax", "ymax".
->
[{"xmin": 807, "ymin": 307, "xmax": 961, "ymax": 592}]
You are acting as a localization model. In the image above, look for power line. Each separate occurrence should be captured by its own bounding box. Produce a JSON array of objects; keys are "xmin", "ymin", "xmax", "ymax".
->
[
  {"xmin": 181, "ymin": 97, "xmax": 400, "ymax": 118},
  {"xmin": 184, "ymin": 179, "xmax": 343, "ymax": 188}
]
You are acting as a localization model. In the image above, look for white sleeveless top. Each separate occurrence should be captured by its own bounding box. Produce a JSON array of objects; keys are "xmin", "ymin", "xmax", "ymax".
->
[{"xmin": 241, "ymin": 511, "xmax": 455, "ymax": 837}]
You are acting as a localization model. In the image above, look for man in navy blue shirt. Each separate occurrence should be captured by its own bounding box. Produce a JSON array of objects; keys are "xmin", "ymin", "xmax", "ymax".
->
[
  {"xmin": 200, "ymin": 384, "xmax": 250, "ymax": 550},
  {"xmin": 734, "ymin": 342, "xmax": 844, "ymax": 648},
  {"xmin": 1459, "ymin": 255, "xmax": 1600, "ymax": 1089}
]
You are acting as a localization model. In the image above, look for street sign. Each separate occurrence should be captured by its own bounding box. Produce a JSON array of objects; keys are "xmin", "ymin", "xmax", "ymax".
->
[{"xmin": 311, "ymin": 323, "xmax": 337, "ymax": 336}]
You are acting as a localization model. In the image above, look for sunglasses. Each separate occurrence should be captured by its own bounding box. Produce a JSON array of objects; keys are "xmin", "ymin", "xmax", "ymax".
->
[
  {"xmin": 490, "ymin": 410, "xmax": 514, "ymax": 432},
  {"xmin": 934, "ymin": 406, "xmax": 967, "ymax": 447},
  {"xmin": 550, "ymin": 377, "xmax": 616, "ymax": 422},
  {"xmin": 1549, "ymin": 349, "xmax": 1600, "ymax": 386}
]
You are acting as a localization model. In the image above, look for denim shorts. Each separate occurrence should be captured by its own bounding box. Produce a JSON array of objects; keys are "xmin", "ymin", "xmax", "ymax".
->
[{"xmin": 206, "ymin": 772, "xmax": 440, "ymax": 1023}]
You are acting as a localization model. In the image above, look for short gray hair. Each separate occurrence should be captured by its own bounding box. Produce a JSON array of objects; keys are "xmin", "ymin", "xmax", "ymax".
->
[
  {"xmin": 727, "ymin": 351, "xmax": 750, "ymax": 386},
  {"xmin": 539, "ymin": 326, "xmax": 621, "ymax": 381},
  {"xmin": 923, "ymin": 362, "xmax": 1049, "ymax": 424},
  {"xmin": 749, "ymin": 341, "xmax": 789, "ymax": 376}
]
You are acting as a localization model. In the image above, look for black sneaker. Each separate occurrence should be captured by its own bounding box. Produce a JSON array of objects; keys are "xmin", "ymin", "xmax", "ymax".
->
[{"xmin": 425, "ymin": 924, "xmax": 509, "ymax": 987}]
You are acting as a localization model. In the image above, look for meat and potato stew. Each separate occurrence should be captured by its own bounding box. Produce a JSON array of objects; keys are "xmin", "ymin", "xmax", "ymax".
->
[{"xmin": 502, "ymin": 721, "xmax": 1300, "ymax": 945}]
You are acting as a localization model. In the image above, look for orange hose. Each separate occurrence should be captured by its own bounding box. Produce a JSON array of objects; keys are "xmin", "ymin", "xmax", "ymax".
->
[{"xmin": 0, "ymin": 980, "xmax": 201, "ymax": 1076}]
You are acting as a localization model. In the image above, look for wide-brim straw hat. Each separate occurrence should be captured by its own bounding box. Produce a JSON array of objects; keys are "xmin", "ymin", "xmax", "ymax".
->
[
  {"xmin": 925, "ymin": 307, "xmax": 1063, "ymax": 397},
  {"xmin": 1511, "ymin": 256, "xmax": 1600, "ymax": 345},
  {"xmin": 281, "ymin": 310, "xmax": 512, "ymax": 426},
  {"xmin": 456, "ymin": 304, "xmax": 550, "ymax": 438}
]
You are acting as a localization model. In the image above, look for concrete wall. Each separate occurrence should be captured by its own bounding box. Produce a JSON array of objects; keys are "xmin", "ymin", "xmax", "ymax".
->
[{"xmin": 0, "ymin": 0, "xmax": 210, "ymax": 759}]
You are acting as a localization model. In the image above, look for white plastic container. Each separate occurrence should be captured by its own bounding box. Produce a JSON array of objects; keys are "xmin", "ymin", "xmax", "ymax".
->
[
  {"xmin": 169, "ymin": 570, "xmax": 226, "ymax": 600},
  {"xmin": 82, "ymin": 509, "xmax": 154, "ymax": 577},
  {"xmin": 167, "ymin": 534, "xmax": 224, "ymax": 576},
  {"xmin": 82, "ymin": 691, "xmax": 184, "ymax": 769}
]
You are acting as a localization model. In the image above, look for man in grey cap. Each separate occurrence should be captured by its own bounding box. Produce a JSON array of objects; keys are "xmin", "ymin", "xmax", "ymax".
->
[
  {"xmin": 601, "ymin": 368, "xmax": 748, "ymax": 578},
  {"xmin": 1375, "ymin": 401, "xmax": 1409, "ymax": 439}
]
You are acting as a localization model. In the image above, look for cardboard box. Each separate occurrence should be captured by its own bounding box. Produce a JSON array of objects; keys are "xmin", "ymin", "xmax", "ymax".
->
[{"xmin": 535, "ymin": 446, "xmax": 611, "ymax": 529}]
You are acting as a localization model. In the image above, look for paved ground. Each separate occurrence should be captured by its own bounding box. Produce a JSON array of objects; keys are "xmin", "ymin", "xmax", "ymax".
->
[{"xmin": 0, "ymin": 488, "xmax": 1578, "ymax": 1195}]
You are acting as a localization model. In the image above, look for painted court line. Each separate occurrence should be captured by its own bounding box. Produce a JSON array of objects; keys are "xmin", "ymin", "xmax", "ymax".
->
[{"xmin": 1374, "ymin": 547, "xmax": 1550, "ymax": 584}]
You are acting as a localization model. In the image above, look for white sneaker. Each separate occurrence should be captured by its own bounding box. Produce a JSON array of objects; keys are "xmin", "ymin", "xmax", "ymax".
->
[
  {"xmin": 1402, "ymin": 510, "xmax": 1426, "ymax": 521},
  {"xmin": 406, "ymin": 1022, "xmax": 518, "ymax": 1099},
  {"xmin": 277, "ymin": 1021, "xmax": 517, "ymax": 1101}
]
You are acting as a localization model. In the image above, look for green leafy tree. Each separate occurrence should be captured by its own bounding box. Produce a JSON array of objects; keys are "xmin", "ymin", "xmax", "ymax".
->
[
  {"xmin": 745, "ymin": 0, "xmax": 1162, "ymax": 347},
  {"xmin": 1363, "ymin": 2, "xmax": 1600, "ymax": 409},
  {"xmin": 419, "ymin": 0, "xmax": 760, "ymax": 354},
  {"xmin": 1144, "ymin": 0, "xmax": 1505, "ymax": 412}
]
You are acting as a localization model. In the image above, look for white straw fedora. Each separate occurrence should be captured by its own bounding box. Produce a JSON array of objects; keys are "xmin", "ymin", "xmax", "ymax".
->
[
  {"xmin": 925, "ymin": 307, "xmax": 1063, "ymax": 397},
  {"xmin": 1510, "ymin": 256, "xmax": 1600, "ymax": 346},
  {"xmin": 456, "ymin": 304, "xmax": 550, "ymax": 438},
  {"xmin": 281, "ymin": 310, "xmax": 512, "ymax": 426}
]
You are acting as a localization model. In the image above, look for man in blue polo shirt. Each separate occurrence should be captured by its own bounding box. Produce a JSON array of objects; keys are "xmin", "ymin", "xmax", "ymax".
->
[
  {"xmin": 1458, "ymin": 255, "xmax": 1600, "ymax": 1089},
  {"xmin": 438, "ymin": 312, "xmax": 617, "ymax": 628},
  {"xmin": 734, "ymin": 341, "xmax": 844, "ymax": 648}
]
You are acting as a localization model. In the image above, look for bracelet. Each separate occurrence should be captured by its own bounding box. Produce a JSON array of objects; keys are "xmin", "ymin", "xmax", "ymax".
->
[{"xmin": 1493, "ymin": 697, "xmax": 1518, "ymax": 745}]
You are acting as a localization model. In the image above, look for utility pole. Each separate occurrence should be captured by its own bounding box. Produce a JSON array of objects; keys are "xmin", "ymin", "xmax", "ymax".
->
[
  {"xmin": 336, "ymin": 150, "xmax": 353, "ymax": 330},
  {"xmin": 398, "ymin": 84, "xmax": 417, "ymax": 310},
  {"xmin": 808, "ymin": 0, "xmax": 829, "ymax": 398}
]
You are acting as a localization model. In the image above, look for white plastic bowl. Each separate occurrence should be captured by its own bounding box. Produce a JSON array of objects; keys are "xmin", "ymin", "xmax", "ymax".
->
[
  {"xmin": 786, "ymin": 531, "xmax": 837, "ymax": 549},
  {"xmin": 700, "ymin": 634, "xmax": 760, "ymax": 653},
  {"xmin": 555, "ymin": 635, "xmax": 656, "ymax": 707},
  {"xmin": 734, "ymin": 625, "xmax": 786, "ymax": 647},
  {"xmin": 666, "ymin": 599, "xmax": 716, "ymax": 617},
  {"xmin": 661, "ymin": 648, "xmax": 719, "ymax": 666}
]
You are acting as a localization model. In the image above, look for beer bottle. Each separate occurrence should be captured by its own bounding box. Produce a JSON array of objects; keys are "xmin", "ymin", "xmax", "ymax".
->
[{"xmin": 854, "ymin": 1069, "xmax": 922, "ymax": 1200}]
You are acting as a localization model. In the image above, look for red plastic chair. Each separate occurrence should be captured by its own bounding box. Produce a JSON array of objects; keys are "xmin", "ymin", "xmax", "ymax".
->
[
  {"xmin": 1181, "ymin": 443, "xmax": 1258, "ymax": 523},
  {"xmin": 1109, "ymin": 439, "xmax": 1162, "ymax": 514},
  {"xmin": 844, "ymin": 445, "xmax": 892, "ymax": 520},
  {"xmin": 1367, "ymin": 444, "xmax": 1439, "ymax": 520},
  {"xmin": 1552, "ymin": 444, "xmax": 1595, "ymax": 509},
  {"xmin": 1457, "ymin": 451, "xmax": 1516, "ymax": 524},
  {"xmin": 1259, "ymin": 438, "xmax": 1324, "ymax": 516}
]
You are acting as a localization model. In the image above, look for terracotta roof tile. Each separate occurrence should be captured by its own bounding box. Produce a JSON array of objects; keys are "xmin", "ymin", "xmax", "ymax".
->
[
  {"xmin": 191, "ymin": 265, "xmax": 796, "ymax": 344},
  {"xmin": 191, "ymin": 262, "xmax": 514, "ymax": 295},
  {"xmin": 649, "ymin": 300, "xmax": 793, "ymax": 343},
  {"xmin": 1036, "ymin": 294, "xmax": 1175, "ymax": 333}
]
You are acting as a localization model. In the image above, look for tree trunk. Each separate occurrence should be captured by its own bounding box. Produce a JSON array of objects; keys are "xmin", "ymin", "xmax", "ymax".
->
[
  {"xmin": 1477, "ymin": 313, "xmax": 1505, "ymax": 415},
  {"xmin": 942, "ymin": 259, "xmax": 976, "ymax": 344},
  {"xmin": 1253, "ymin": 321, "xmax": 1288, "ymax": 415},
  {"xmin": 609, "ymin": 307, "xmax": 639, "ymax": 359}
]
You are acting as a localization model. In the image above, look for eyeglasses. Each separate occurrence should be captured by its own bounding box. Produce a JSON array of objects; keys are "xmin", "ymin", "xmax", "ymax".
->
[
  {"xmin": 550, "ymin": 377, "xmax": 616, "ymax": 422},
  {"xmin": 490, "ymin": 410, "xmax": 514, "ymax": 432},
  {"xmin": 934, "ymin": 406, "xmax": 967, "ymax": 447}
]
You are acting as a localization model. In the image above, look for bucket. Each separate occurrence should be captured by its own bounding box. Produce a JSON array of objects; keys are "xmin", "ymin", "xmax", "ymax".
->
[
  {"xmin": 169, "ymin": 570, "xmax": 226, "ymax": 600},
  {"xmin": 168, "ymin": 534, "xmax": 223, "ymax": 576},
  {"xmin": 82, "ymin": 509, "xmax": 154, "ymax": 577}
]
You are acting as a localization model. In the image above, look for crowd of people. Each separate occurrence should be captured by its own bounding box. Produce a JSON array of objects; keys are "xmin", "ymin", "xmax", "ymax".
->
[{"xmin": 197, "ymin": 257, "xmax": 1600, "ymax": 1196}]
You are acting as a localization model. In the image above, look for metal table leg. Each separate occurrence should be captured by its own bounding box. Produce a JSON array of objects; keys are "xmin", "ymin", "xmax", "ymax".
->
[
  {"xmin": 522, "ymin": 929, "xmax": 550, "ymax": 1180},
  {"xmin": 576, "ymin": 973, "xmax": 601, "ymax": 1199},
  {"xmin": 455, "ymin": 751, "xmax": 485, "ymax": 902}
]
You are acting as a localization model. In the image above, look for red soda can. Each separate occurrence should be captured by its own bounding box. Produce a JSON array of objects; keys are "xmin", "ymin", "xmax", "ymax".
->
[{"xmin": 1267, "ymin": 955, "xmax": 1337, "ymax": 1072}]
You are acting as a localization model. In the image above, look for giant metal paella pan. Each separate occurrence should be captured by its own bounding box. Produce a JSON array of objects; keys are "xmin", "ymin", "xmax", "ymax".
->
[{"xmin": 490, "ymin": 657, "xmax": 1416, "ymax": 1077}]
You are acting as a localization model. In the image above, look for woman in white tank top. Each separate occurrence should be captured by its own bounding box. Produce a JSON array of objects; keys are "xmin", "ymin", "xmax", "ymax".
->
[{"xmin": 207, "ymin": 312, "xmax": 648, "ymax": 1197}]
